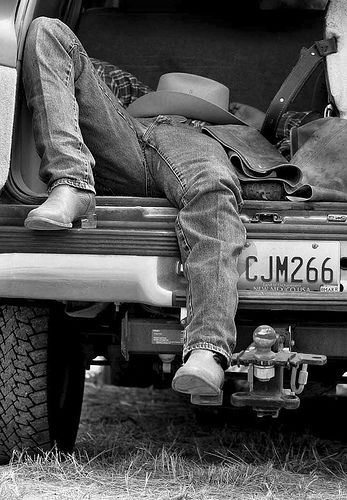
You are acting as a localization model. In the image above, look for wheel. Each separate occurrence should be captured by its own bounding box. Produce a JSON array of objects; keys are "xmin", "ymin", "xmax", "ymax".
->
[{"xmin": 0, "ymin": 304, "xmax": 85, "ymax": 464}]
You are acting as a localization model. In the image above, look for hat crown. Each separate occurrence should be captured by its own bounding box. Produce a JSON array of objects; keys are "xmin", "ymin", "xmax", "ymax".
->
[{"xmin": 156, "ymin": 73, "xmax": 230, "ymax": 111}]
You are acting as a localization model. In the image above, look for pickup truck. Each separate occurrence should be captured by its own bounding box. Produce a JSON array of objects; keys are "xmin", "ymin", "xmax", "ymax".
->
[{"xmin": 0, "ymin": 0, "xmax": 346, "ymax": 464}]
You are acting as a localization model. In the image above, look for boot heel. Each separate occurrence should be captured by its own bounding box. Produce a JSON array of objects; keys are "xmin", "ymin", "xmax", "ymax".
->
[
  {"xmin": 74, "ymin": 213, "xmax": 97, "ymax": 229},
  {"xmin": 190, "ymin": 392, "xmax": 223, "ymax": 406}
]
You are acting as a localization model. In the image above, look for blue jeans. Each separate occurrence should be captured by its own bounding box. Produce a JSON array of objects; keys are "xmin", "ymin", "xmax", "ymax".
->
[{"xmin": 23, "ymin": 17, "xmax": 246, "ymax": 367}]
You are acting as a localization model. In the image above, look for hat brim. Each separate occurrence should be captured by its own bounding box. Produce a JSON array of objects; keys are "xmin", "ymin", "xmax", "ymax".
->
[{"xmin": 127, "ymin": 90, "xmax": 248, "ymax": 126}]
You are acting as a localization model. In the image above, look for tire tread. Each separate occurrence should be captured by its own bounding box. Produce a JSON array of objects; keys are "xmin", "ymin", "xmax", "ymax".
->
[{"xmin": 0, "ymin": 305, "xmax": 51, "ymax": 463}]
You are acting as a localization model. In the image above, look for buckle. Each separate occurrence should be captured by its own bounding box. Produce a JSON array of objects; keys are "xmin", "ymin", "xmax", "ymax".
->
[
  {"xmin": 315, "ymin": 37, "xmax": 337, "ymax": 57},
  {"xmin": 324, "ymin": 103, "xmax": 335, "ymax": 118}
]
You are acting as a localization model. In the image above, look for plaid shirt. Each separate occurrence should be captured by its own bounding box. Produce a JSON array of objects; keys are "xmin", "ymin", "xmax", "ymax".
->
[
  {"xmin": 91, "ymin": 58, "xmax": 152, "ymax": 107},
  {"xmin": 91, "ymin": 58, "xmax": 320, "ymax": 157}
]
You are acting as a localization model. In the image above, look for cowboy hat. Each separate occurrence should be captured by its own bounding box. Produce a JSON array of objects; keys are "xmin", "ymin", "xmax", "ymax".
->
[{"xmin": 127, "ymin": 72, "xmax": 248, "ymax": 125}]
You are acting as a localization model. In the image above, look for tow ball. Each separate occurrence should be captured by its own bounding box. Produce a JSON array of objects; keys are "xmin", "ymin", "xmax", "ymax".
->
[{"xmin": 230, "ymin": 325, "xmax": 327, "ymax": 418}]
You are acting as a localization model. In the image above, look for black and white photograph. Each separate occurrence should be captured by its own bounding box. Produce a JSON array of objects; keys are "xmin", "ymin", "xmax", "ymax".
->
[{"xmin": 1, "ymin": 0, "xmax": 347, "ymax": 498}]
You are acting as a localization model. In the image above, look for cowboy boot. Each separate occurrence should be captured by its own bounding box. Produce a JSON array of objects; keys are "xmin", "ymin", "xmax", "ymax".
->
[
  {"xmin": 172, "ymin": 349, "xmax": 224, "ymax": 396},
  {"xmin": 24, "ymin": 185, "xmax": 96, "ymax": 230}
]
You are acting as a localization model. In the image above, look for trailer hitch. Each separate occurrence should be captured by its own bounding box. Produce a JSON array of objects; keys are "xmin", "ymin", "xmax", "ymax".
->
[{"xmin": 230, "ymin": 325, "xmax": 326, "ymax": 418}]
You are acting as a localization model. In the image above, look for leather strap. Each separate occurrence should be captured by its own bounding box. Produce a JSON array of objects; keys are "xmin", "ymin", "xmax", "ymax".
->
[{"xmin": 261, "ymin": 37, "xmax": 337, "ymax": 143}]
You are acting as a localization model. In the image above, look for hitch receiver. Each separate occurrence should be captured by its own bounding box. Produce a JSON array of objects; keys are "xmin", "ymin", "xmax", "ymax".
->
[{"xmin": 230, "ymin": 325, "xmax": 326, "ymax": 418}]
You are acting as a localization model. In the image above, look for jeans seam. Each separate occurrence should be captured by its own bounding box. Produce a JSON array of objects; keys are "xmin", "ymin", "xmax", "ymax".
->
[
  {"xmin": 138, "ymin": 139, "xmax": 154, "ymax": 197},
  {"xmin": 72, "ymin": 91, "xmax": 90, "ymax": 186},
  {"xmin": 186, "ymin": 275, "xmax": 194, "ymax": 333},
  {"xmin": 65, "ymin": 44, "xmax": 92, "ymax": 186},
  {"xmin": 142, "ymin": 121, "xmax": 189, "ymax": 202},
  {"xmin": 175, "ymin": 217, "xmax": 191, "ymax": 256},
  {"xmin": 64, "ymin": 58, "xmax": 73, "ymax": 87},
  {"xmin": 144, "ymin": 159, "xmax": 151, "ymax": 196},
  {"xmin": 95, "ymin": 78, "xmax": 138, "ymax": 137},
  {"xmin": 175, "ymin": 218, "xmax": 193, "ymax": 335},
  {"xmin": 145, "ymin": 142, "xmax": 187, "ymax": 205}
]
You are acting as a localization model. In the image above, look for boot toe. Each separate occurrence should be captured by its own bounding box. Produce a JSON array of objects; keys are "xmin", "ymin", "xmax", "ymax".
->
[{"xmin": 172, "ymin": 350, "xmax": 224, "ymax": 396}]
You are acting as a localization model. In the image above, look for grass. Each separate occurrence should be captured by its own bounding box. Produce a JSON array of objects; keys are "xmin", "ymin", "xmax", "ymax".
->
[{"xmin": 1, "ymin": 382, "xmax": 347, "ymax": 499}]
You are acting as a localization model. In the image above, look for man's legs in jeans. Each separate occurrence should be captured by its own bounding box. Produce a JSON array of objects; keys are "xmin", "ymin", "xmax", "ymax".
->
[
  {"xmin": 140, "ymin": 120, "xmax": 246, "ymax": 394},
  {"xmin": 23, "ymin": 17, "xmax": 148, "ymax": 229},
  {"xmin": 22, "ymin": 17, "xmax": 246, "ymax": 395}
]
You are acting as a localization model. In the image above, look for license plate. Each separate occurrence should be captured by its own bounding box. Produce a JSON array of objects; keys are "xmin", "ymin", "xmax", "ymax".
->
[{"xmin": 237, "ymin": 240, "xmax": 340, "ymax": 292}]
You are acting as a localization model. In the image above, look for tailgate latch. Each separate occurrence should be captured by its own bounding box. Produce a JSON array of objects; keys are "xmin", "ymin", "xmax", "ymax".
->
[{"xmin": 251, "ymin": 212, "xmax": 283, "ymax": 223}]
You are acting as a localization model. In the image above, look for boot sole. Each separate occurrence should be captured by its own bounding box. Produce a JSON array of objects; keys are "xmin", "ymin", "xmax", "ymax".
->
[
  {"xmin": 172, "ymin": 373, "xmax": 222, "ymax": 396},
  {"xmin": 24, "ymin": 216, "xmax": 73, "ymax": 230}
]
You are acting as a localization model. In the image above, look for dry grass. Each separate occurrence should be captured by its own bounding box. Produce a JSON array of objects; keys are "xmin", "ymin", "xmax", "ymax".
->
[{"xmin": 1, "ymin": 382, "xmax": 347, "ymax": 499}]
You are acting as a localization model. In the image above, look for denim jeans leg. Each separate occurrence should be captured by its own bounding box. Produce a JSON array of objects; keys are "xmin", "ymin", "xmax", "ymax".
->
[
  {"xmin": 142, "ymin": 120, "xmax": 246, "ymax": 367},
  {"xmin": 22, "ymin": 17, "xmax": 147, "ymax": 195}
]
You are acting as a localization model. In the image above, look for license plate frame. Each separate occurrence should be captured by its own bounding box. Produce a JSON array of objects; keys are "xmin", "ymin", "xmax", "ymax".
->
[{"xmin": 237, "ymin": 240, "xmax": 340, "ymax": 293}]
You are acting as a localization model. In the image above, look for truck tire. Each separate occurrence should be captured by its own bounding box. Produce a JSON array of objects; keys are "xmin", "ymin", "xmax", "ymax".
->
[{"xmin": 0, "ymin": 304, "xmax": 85, "ymax": 464}]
